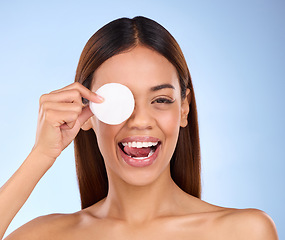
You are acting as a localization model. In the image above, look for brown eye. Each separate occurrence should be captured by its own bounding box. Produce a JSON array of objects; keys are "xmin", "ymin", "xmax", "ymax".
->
[{"xmin": 152, "ymin": 98, "xmax": 175, "ymax": 104}]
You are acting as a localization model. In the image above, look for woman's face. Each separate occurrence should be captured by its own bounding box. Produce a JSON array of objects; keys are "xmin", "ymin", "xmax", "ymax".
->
[{"xmin": 88, "ymin": 46, "xmax": 189, "ymax": 186}]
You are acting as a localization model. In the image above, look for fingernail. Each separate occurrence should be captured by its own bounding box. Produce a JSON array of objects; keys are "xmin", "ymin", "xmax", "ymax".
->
[{"xmin": 95, "ymin": 94, "xmax": 104, "ymax": 102}]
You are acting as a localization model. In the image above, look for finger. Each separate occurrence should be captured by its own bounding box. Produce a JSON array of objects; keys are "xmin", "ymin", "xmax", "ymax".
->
[
  {"xmin": 60, "ymin": 120, "xmax": 77, "ymax": 130},
  {"xmin": 77, "ymin": 106, "xmax": 94, "ymax": 127},
  {"xmin": 40, "ymin": 90, "xmax": 85, "ymax": 106},
  {"xmin": 44, "ymin": 109, "xmax": 80, "ymax": 128},
  {"xmin": 41, "ymin": 101, "xmax": 83, "ymax": 114},
  {"xmin": 49, "ymin": 82, "xmax": 82, "ymax": 93},
  {"xmin": 50, "ymin": 82, "xmax": 104, "ymax": 103},
  {"xmin": 60, "ymin": 106, "xmax": 93, "ymax": 130}
]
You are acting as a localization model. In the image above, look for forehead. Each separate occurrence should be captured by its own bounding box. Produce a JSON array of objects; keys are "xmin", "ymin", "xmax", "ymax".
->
[{"xmin": 91, "ymin": 46, "xmax": 180, "ymax": 92}]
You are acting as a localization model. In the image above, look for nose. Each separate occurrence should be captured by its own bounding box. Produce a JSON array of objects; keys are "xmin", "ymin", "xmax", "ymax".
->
[{"xmin": 126, "ymin": 102, "xmax": 155, "ymax": 130}]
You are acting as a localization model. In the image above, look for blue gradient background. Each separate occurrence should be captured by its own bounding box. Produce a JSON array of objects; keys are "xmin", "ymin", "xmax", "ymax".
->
[{"xmin": 0, "ymin": 0, "xmax": 284, "ymax": 238}]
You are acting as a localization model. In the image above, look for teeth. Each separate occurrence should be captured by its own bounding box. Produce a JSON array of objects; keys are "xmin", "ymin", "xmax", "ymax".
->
[
  {"xmin": 132, "ymin": 149, "xmax": 155, "ymax": 160},
  {"xmin": 142, "ymin": 142, "xmax": 149, "ymax": 147},
  {"xmin": 121, "ymin": 141, "xmax": 158, "ymax": 148},
  {"xmin": 148, "ymin": 149, "xmax": 155, "ymax": 157},
  {"xmin": 132, "ymin": 156, "xmax": 148, "ymax": 160}
]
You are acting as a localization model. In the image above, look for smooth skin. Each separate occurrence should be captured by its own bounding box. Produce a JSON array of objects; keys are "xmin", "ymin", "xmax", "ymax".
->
[{"xmin": 0, "ymin": 46, "xmax": 278, "ymax": 239}]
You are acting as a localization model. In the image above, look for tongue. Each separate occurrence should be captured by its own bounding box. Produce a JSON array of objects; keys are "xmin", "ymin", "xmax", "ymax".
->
[{"xmin": 124, "ymin": 146, "xmax": 152, "ymax": 157}]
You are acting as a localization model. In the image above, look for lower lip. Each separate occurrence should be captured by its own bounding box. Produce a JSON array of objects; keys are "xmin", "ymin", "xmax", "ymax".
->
[{"xmin": 119, "ymin": 144, "xmax": 161, "ymax": 167}]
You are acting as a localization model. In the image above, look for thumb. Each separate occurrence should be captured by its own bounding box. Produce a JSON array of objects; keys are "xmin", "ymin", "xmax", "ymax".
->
[{"xmin": 78, "ymin": 106, "xmax": 94, "ymax": 127}]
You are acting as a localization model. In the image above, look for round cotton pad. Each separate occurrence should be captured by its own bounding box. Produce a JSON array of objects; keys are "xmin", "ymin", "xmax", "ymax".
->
[{"xmin": 89, "ymin": 83, "xmax": 135, "ymax": 125}]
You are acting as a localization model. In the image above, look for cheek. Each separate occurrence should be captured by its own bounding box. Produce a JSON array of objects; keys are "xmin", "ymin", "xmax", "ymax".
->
[
  {"xmin": 155, "ymin": 106, "xmax": 181, "ymax": 138},
  {"xmin": 91, "ymin": 118, "xmax": 120, "ymax": 159},
  {"xmin": 154, "ymin": 106, "xmax": 181, "ymax": 166}
]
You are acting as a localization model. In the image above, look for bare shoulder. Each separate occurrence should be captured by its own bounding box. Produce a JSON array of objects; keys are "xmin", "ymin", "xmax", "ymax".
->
[
  {"xmin": 183, "ymin": 197, "xmax": 278, "ymax": 240},
  {"xmin": 5, "ymin": 212, "xmax": 81, "ymax": 240},
  {"xmin": 215, "ymin": 208, "xmax": 279, "ymax": 240}
]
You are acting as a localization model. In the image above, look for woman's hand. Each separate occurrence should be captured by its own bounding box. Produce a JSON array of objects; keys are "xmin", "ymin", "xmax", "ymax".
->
[
  {"xmin": 0, "ymin": 82, "xmax": 103, "ymax": 239},
  {"xmin": 33, "ymin": 82, "xmax": 103, "ymax": 164}
]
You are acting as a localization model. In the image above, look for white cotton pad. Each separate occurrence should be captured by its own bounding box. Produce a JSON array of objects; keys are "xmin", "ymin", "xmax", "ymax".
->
[{"xmin": 89, "ymin": 83, "xmax": 135, "ymax": 125}]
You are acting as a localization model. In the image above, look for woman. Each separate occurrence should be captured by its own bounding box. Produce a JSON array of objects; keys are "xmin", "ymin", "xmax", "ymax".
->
[{"xmin": 0, "ymin": 16, "xmax": 278, "ymax": 239}]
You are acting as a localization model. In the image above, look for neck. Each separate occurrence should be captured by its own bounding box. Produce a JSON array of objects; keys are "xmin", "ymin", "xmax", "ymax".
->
[{"xmin": 96, "ymin": 165, "xmax": 183, "ymax": 224}]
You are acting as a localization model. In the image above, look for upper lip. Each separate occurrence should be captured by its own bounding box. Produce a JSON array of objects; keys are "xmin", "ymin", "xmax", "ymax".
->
[{"xmin": 119, "ymin": 136, "xmax": 161, "ymax": 143}]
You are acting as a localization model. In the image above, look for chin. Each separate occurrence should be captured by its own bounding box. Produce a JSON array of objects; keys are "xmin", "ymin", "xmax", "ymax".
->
[
  {"xmin": 114, "ymin": 152, "xmax": 171, "ymax": 188},
  {"xmin": 119, "ymin": 167, "xmax": 169, "ymax": 187}
]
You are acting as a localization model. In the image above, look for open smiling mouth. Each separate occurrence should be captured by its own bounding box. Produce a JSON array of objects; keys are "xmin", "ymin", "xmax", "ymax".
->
[{"xmin": 118, "ymin": 141, "xmax": 161, "ymax": 167}]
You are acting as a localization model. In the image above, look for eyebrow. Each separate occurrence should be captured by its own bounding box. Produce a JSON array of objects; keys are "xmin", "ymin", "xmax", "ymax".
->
[{"xmin": 150, "ymin": 84, "xmax": 175, "ymax": 92}]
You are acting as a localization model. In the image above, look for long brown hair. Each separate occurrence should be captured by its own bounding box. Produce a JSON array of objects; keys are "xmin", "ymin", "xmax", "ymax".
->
[{"xmin": 74, "ymin": 16, "xmax": 201, "ymax": 209}]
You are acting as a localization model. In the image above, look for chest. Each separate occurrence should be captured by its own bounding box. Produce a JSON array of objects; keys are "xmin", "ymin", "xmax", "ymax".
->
[{"xmin": 64, "ymin": 217, "xmax": 214, "ymax": 240}]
